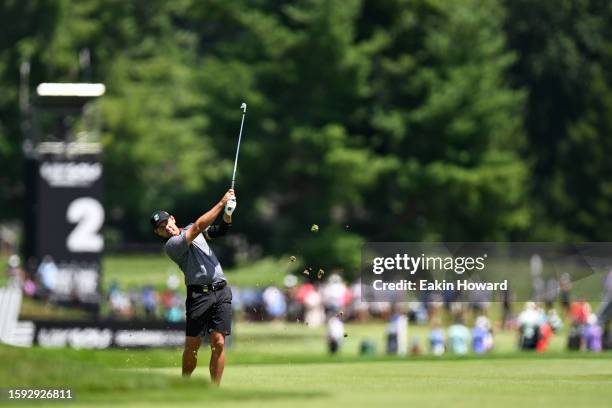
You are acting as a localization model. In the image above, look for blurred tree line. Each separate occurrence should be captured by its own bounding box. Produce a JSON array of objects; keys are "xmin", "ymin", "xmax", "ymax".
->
[{"xmin": 1, "ymin": 0, "xmax": 611, "ymax": 277}]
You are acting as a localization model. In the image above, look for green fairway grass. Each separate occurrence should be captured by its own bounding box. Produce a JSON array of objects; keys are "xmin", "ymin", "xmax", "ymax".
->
[
  {"xmin": 217, "ymin": 357, "xmax": 612, "ymax": 408},
  {"xmin": 1, "ymin": 345, "xmax": 610, "ymax": 408},
  {"xmin": 1, "ymin": 321, "xmax": 610, "ymax": 407}
]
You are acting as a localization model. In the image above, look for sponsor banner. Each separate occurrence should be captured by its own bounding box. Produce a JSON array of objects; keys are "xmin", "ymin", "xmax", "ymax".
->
[
  {"xmin": 39, "ymin": 161, "xmax": 102, "ymax": 188},
  {"xmin": 361, "ymin": 242, "xmax": 612, "ymax": 303},
  {"xmin": 32, "ymin": 320, "xmax": 185, "ymax": 349}
]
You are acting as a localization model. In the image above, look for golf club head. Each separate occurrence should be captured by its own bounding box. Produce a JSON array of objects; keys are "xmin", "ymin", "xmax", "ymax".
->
[{"xmin": 240, "ymin": 102, "xmax": 247, "ymax": 113}]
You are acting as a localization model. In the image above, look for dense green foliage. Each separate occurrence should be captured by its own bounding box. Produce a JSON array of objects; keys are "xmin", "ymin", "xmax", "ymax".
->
[
  {"xmin": 504, "ymin": 0, "xmax": 612, "ymax": 240},
  {"xmin": 1, "ymin": 1, "xmax": 611, "ymax": 275}
]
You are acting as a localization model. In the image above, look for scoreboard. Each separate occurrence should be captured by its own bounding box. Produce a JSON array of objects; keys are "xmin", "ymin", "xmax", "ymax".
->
[
  {"xmin": 23, "ymin": 83, "xmax": 106, "ymax": 314},
  {"xmin": 24, "ymin": 148, "xmax": 104, "ymax": 313}
]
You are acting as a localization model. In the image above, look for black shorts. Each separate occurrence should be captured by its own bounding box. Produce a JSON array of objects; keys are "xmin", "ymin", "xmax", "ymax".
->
[{"xmin": 185, "ymin": 284, "xmax": 232, "ymax": 337}]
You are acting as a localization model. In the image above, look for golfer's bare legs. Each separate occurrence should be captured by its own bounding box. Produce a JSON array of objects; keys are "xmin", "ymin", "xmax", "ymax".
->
[
  {"xmin": 182, "ymin": 336, "xmax": 201, "ymax": 377},
  {"xmin": 209, "ymin": 331, "xmax": 226, "ymax": 385}
]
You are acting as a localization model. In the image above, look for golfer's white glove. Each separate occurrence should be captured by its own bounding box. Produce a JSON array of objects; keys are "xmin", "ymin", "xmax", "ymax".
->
[{"xmin": 225, "ymin": 198, "xmax": 237, "ymax": 216}]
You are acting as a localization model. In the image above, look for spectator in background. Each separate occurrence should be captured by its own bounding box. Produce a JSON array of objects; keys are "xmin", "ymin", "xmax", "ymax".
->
[
  {"xmin": 327, "ymin": 314, "xmax": 345, "ymax": 354},
  {"xmin": 322, "ymin": 273, "xmax": 351, "ymax": 315},
  {"xmin": 230, "ymin": 286, "xmax": 243, "ymax": 318},
  {"xmin": 567, "ymin": 323, "xmax": 582, "ymax": 351},
  {"xmin": 425, "ymin": 292, "xmax": 444, "ymax": 321},
  {"xmin": 547, "ymin": 309, "xmax": 563, "ymax": 333},
  {"xmin": 473, "ymin": 315, "xmax": 493, "ymax": 353},
  {"xmin": 582, "ymin": 313, "xmax": 602, "ymax": 352},
  {"xmin": 501, "ymin": 287, "xmax": 514, "ymax": 330},
  {"xmin": 21, "ymin": 256, "xmax": 38, "ymax": 298},
  {"xmin": 569, "ymin": 300, "xmax": 591, "ymax": 325},
  {"xmin": 283, "ymin": 275, "xmax": 302, "ymax": 322},
  {"xmin": 37, "ymin": 255, "xmax": 58, "ymax": 299},
  {"xmin": 109, "ymin": 288, "xmax": 133, "ymax": 319},
  {"xmin": 448, "ymin": 315, "xmax": 470, "ymax": 355},
  {"xmin": 165, "ymin": 293, "xmax": 184, "ymax": 322},
  {"xmin": 294, "ymin": 281, "xmax": 315, "ymax": 305},
  {"xmin": 408, "ymin": 301, "xmax": 428, "ymax": 324},
  {"xmin": 603, "ymin": 270, "xmax": 612, "ymax": 302},
  {"xmin": 536, "ymin": 307, "xmax": 554, "ymax": 353},
  {"xmin": 128, "ymin": 287, "xmax": 140, "ymax": 314},
  {"xmin": 160, "ymin": 287, "xmax": 175, "ymax": 311},
  {"xmin": 543, "ymin": 277, "xmax": 559, "ymax": 310},
  {"xmin": 386, "ymin": 307, "xmax": 408, "ymax": 356},
  {"xmin": 602, "ymin": 271, "xmax": 612, "ymax": 349},
  {"xmin": 303, "ymin": 285, "xmax": 325, "ymax": 328},
  {"xmin": 240, "ymin": 287, "xmax": 262, "ymax": 321},
  {"xmin": 6, "ymin": 254, "xmax": 25, "ymax": 288},
  {"xmin": 263, "ymin": 286, "xmax": 286, "ymax": 321},
  {"xmin": 349, "ymin": 279, "xmax": 369, "ymax": 322},
  {"xmin": 468, "ymin": 274, "xmax": 491, "ymax": 315},
  {"xmin": 559, "ymin": 273, "xmax": 572, "ymax": 312},
  {"xmin": 429, "ymin": 318, "xmax": 445, "ymax": 356},
  {"xmin": 530, "ymin": 254, "xmax": 544, "ymax": 302},
  {"xmin": 23, "ymin": 277, "xmax": 36, "ymax": 297},
  {"xmin": 166, "ymin": 270, "xmax": 180, "ymax": 290},
  {"xmin": 295, "ymin": 282, "xmax": 324, "ymax": 327},
  {"xmin": 108, "ymin": 280, "xmax": 120, "ymax": 297},
  {"xmin": 518, "ymin": 302, "xmax": 542, "ymax": 350},
  {"xmin": 142, "ymin": 286, "xmax": 157, "ymax": 319}
]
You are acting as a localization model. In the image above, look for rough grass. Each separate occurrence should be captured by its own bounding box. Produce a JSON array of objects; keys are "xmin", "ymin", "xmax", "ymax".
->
[{"xmin": 0, "ymin": 344, "xmax": 317, "ymax": 406}]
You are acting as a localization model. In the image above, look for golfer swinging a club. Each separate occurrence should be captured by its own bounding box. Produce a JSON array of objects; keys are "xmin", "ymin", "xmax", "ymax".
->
[{"xmin": 150, "ymin": 188, "xmax": 236, "ymax": 384}]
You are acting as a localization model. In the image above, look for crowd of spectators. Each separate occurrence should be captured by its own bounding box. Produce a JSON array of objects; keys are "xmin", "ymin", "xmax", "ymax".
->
[
  {"xmin": 5, "ymin": 254, "xmax": 611, "ymax": 355},
  {"xmin": 5, "ymin": 254, "xmax": 60, "ymax": 300},
  {"xmin": 106, "ymin": 272, "xmax": 184, "ymax": 321}
]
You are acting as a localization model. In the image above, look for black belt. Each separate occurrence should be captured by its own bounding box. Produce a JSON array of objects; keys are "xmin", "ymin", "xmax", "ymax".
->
[{"xmin": 188, "ymin": 281, "xmax": 227, "ymax": 293}]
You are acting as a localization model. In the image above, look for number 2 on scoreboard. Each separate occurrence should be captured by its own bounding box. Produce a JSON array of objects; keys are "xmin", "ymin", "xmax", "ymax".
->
[{"xmin": 66, "ymin": 197, "xmax": 105, "ymax": 252}]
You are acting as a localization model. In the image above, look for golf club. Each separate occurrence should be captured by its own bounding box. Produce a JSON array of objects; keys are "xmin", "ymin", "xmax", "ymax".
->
[
  {"xmin": 231, "ymin": 102, "xmax": 247, "ymax": 190},
  {"xmin": 227, "ymin": 102, "xmax": 247, "ymax": 214}
]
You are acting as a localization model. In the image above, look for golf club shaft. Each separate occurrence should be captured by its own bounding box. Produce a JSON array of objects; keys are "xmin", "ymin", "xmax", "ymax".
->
[{"xmin": 231, "ymin": 103, "xmax": 247, "ymax": 190}]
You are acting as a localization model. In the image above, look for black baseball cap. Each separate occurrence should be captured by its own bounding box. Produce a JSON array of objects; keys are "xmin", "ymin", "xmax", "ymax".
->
[{"xmin": 150, "ymin": 210, "xmax": 170, "ymax": 229}]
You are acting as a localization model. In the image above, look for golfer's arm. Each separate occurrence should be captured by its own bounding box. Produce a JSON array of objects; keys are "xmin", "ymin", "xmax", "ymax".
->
[
  {"xmin": 186, "ymin": 202, "xmax": 225, "ymax": 244},
  {"xmin": 205, "ymin": 215, "xmax": 232, "ymax": 239}
]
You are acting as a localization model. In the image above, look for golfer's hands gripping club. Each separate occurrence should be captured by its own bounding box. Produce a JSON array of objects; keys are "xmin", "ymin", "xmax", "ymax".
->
[{"xmin": 223, "ymin": 189, "xmax": 237, "ymax": 216}]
